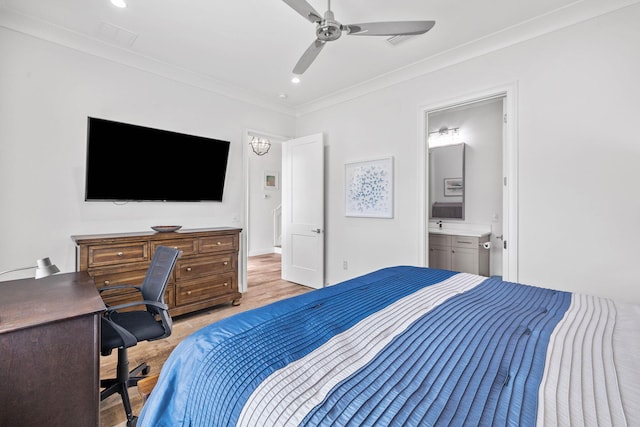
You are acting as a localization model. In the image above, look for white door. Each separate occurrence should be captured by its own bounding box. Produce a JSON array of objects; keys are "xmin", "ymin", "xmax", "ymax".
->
[{"xmin": 281, "ymin": 133, "xmax": 324, "ymax": 289}]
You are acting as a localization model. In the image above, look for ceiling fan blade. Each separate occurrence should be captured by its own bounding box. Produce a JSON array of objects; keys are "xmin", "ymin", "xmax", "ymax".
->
[
  {"xmin": 282, "ymin": 0, "xmax": 323, "ymax": 23},
  {"xmin": 344, "ymin": 20, "xmax": 435, "ymax": 36},
  {"xmin": 293, "ymin": 39, "xmax": 326, "ymax": 75}
]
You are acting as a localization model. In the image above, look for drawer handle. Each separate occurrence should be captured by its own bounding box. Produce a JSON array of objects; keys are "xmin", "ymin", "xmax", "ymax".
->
[
  {"xmin": 217, "ymin": 241, "xmax": 222, "ymax": 245},
  {"xmin": 224, "ymin": 282, "xmax": 228, "ymax": 287},
  {"xmin": 104, "ymin": 280, "xmax": 110, "ymax": 285},
  {"xmin": 117, "ymin": 252, "xmax": 124, "ymax": 257},
  {"xmin": 173, "ymin": 246, "xmax": 178, "ymax": 250},
  {"xmin": 187, "ymin": 291, "xmax": 192, "ymax": 296},
  {"xmin": 186, "ymin": 267, "xmax": 192, "ymax": 272},
  {"xmin": 223, "ymin": 261, "xmax": 228, "ymax": 266}
]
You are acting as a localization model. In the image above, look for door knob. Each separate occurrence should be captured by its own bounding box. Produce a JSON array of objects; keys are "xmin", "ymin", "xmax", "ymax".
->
[{"xmin": 311, "ymin": 228, "xmax": 322, "ymax": 233}]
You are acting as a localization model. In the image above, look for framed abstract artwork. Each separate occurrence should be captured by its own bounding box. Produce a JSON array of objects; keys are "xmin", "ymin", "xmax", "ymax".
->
[{"xmin": 345, "ymin": 157, "xmax": 394, "ymax": 218}]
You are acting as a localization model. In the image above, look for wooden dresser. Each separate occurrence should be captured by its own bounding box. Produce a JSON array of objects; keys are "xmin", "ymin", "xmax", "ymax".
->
[
  {"xmin": 0, "ymin": 272, "xmax": 105, "ymax": 426},
  {"xmin": 72, "ymin": 227, "xmax": 242, "ymax": 317}
]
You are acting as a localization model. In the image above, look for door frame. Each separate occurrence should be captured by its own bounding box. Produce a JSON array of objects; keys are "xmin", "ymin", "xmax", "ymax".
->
[
  {"xmin": 241, "ymin": 128, "xmax": 291, "ymax": 292},
  {"xmin": 417, "ymin": 82, "xmax": 519, "ymax": 281}
]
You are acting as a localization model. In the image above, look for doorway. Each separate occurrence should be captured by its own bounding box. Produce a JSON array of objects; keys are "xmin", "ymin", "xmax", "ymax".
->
[
  {"xmin": 242, "ymin": 129, "xmax": 287, "ymax": 292},
  {"xmin": 419, "ymin": 85, "xmax": 519, "ymax": 281},
  {"xmin": 243, "ymin": 130, "xmax": 326, "ymax": 292}
]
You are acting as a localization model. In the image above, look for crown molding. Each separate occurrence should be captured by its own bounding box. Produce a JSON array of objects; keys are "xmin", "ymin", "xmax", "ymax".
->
[
  {"xmin": 293, "ymin": 0, "xmax": 640, "ymax": 116},
  {"xmin": 0, "ymin": 7, "xmax": 297, "ymax": 117},
  {"xmin": 2, "ymin": 0, "xmax": 638, "ymax": 118}
]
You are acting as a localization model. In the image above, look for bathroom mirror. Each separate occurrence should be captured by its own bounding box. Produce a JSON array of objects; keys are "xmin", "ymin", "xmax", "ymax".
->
[{"xmin": 429, "ymin": 143, "xmax": 465, "ymax": 219}]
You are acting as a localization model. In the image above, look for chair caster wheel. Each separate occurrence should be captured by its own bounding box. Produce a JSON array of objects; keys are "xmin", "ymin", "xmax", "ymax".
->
[
  {"xmin": 126, "ymin": 415, "xmax": 138, "ymax": 427},
  {"xmin": 142, "ymin": 366, "xmax": 151, "ymax": 375}
]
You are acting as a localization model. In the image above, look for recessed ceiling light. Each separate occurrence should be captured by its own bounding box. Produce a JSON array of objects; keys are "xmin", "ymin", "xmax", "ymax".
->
[
  {"xmin": 291, "ymin": 76, "xmax": 301, "ymax": 84},
  {"xmin": 278, "ymin": 93, "xmax": 288, "ymax": 99},
  {"xmin": 110, "ymin": 0, "xmax": 127, "ymax": 8}
]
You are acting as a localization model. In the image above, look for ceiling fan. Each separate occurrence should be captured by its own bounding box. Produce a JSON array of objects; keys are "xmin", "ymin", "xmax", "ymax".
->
[{"xmin": 283, "ymin": 0, "xmax": 435, "ymax": 75}]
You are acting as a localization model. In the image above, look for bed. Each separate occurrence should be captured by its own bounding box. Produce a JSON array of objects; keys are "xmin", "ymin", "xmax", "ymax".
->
[{"xmin": 138, "ymin": 266, "xmax": 639, "ymax": 426}]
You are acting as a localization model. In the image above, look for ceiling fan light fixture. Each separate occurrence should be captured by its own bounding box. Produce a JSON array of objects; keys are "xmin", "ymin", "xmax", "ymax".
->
[{"xmin": 291, "ymin": 76, "xmax": 301, "ymax": 84}]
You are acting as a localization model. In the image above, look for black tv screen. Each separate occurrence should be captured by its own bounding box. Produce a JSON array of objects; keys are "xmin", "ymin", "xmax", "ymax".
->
[{"xmin": 85, "ymin": 117, "xmax": 230, "ymax": 202}]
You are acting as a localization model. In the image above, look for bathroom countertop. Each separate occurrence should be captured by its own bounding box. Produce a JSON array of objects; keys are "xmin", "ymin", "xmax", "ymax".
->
[{"xmin": 428, "ymin": 227, "xmax": 491, "ymax": 238}]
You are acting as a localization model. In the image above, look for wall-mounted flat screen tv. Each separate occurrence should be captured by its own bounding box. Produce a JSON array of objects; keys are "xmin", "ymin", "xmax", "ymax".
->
[{"xmin": 85, "ymin": 117, "xmax": 230, "ymax": 202}]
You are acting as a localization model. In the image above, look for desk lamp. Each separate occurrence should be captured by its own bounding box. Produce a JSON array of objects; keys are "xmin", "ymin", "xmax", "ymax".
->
[{"xmin": 0, "ymin": 257, "xmax": 60, "ymax": 279}]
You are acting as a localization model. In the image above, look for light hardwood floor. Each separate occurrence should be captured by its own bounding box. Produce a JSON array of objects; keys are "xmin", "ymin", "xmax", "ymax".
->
[{"xmin": 100, "ymin": 253, "xmax": 311, "ymax": 427}]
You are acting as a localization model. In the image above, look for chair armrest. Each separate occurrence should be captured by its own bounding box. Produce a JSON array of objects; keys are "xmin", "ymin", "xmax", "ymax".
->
[
  {"xmin": 102, "ymin": 317, "xmax": 137, "ymax": 348},
  {"xmin": 98, "ymin": 284, "xmax": 142, "ymax": 294},
  {"xmin": 104, "ymin": 300, "xmax": 169, "ymax": 314}
]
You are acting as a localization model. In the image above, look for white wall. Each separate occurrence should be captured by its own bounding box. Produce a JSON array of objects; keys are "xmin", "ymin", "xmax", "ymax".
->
[
  {"xmin": 0, "ymin": 28, "xmax": 295, "ymax": 279},
  {"xmin": 296, "ymin": 4, "xmax": 640, "ymax": 303},
  {"xmin": 248, "ymin": 142, "xmax": 282, "ymax": 255},
  {"xmin": 2, "ymin": 6, "xmax": 639, "ymax": 303}
]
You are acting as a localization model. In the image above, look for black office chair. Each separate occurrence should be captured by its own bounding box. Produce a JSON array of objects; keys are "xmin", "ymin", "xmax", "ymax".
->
[{"xmin": 99, "ymin": 246, "xmax": 180, "ymax": 427}]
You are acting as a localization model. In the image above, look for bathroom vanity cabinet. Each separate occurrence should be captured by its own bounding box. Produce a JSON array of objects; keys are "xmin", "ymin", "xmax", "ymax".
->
[{"xmin": 428, "ymin": 232, "xmax": 490, "ymax": 276}]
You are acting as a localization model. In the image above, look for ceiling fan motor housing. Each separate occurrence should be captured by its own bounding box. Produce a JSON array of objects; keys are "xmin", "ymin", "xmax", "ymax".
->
[{"xmin": 316, "ymin": 10, "xmax": 342, "ymax": 41}]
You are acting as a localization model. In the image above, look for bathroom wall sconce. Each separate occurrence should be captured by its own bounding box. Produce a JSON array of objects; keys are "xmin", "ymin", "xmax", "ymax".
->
[
  {"xmin": 249, "ymin": 136, "xmax": 272, "ymax": 156},
  {"xmin": 0, "ymin": 257, "xmax": 60, "ymax": 279},
  {"xmin": 428, "ymin": 126, "xmax": 461, "ymax": 147}
]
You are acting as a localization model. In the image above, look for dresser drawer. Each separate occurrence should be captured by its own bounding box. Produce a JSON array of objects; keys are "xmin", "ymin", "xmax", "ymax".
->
[
  {"xmin": 151, "ymin": 239, "xmax": 197, "ymax": 257},
  {"xmin": 92, "ymin": 268, "xmax": 149, "ymax": 288},
  {"xmin": 93, "ymin": 268, "xmax": 174, "ymax": 310},
  {"xmin": 199, "ymin": 234, "xmax": 238, "ymax": 254},
  {"xmin": 88, "ymin": 242, "xmax": 148, "ymax": 267},
  {"xmin": 99, "ymin": 286, "xmax": 141, "ymax": 310},
  {"xmin": 175, "ymin": 254, "xmax": 236, "ymax": 281},
  {"xmin": 99, "ymin": 286, "xmax": 174, "ymax": 311},
  {"xmin": 176, "ymin": 273, "xmax": 236, "ymax": 306}
]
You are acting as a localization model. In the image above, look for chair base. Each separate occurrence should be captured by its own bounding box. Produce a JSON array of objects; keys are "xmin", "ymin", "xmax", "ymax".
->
[{"xmin": 101, "ymin": 347, "xmax": 151, "ymax": 427}]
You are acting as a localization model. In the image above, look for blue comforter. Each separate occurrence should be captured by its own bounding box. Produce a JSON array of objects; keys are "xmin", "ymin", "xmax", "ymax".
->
[{"xmin": 138, "ymin": 266, "xmax": 575, "ymax": 426}]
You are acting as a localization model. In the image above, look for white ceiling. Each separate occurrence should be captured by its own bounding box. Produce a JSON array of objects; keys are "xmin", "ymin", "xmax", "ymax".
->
[{"xmin": 0, "ymin": 0, "xmax": 635, "ymax": 114}]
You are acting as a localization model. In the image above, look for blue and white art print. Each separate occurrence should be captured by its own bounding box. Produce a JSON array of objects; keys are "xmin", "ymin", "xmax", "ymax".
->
[{"xmin": 345, "ymin": 157, "xmax": 393, "ymax": 218}]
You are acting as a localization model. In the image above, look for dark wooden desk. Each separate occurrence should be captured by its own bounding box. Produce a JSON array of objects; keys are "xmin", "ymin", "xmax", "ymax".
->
[{"xmin": 0, "ymin": 271, "xmax": 105, "ymax": 426}]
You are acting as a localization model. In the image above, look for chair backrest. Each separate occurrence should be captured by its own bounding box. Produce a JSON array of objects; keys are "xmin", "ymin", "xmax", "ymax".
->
[{"xmin": 140, "ymin": 246, "xmax": 180, "ymax": 332}]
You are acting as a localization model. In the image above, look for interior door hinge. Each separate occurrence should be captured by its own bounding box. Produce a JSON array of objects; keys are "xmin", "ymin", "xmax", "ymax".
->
[
  {"xmin": 503, "ymin": 176, "xmax": 507, "ymax": 186},
  {"xmin": 503, "ymin": 113, "xmax": 507, "ymax": 124},
  {"xmin": 503, "ymin": 240, "xmax": 507, "ymax": 250}
]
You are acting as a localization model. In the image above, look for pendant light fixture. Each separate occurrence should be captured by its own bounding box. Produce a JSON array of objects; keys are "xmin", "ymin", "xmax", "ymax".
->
[{"xmin": 249, "ymin": 136, "xmax": 272, "ymax": 156}]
